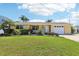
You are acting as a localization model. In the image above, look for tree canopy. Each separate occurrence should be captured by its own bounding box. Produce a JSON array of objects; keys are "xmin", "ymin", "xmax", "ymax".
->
[
  {"xmin": 2, "ymin": 19, "xmax": 15, "ymax": 26},
  {"xmin": 19, "ymin": 15, "xmax": 29, "ymax": 22},
  {"xmin": 1, "ymin": 19, "xmax": 15, "ymax": 29},
  {"xmin": 46, "ymin": 19, "xmax": 52, "ymax": 22}
]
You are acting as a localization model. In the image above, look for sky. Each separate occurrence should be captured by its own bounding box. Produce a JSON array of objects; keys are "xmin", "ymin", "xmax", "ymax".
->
[{"xmin": 0, "ymin": 3, "xmax": 79, "ymax": 25}]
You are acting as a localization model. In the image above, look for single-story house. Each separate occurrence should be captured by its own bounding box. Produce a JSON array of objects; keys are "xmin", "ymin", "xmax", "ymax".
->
[
  {"xmin": 15, "ymin": 22, "xmax": 71, "ymax": 35},
  {"xmin": 74, "ymin": 26, "xmax": 79, "ymax": 33}
]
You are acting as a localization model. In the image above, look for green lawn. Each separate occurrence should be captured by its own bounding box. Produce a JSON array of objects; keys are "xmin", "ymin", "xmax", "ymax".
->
[{"xmin": 0, "ymin": 35, "xmax": 79, "ymax": 56}]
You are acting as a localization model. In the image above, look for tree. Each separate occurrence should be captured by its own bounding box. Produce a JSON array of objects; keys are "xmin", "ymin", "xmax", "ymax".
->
[
  {"xmin": 0, "ymin": 24, "xmax": 2, "ymax": 29},
  {"xmin": 1, "ymin": 19, "xmax": 16, "ymax": 35},
  {"xmin": 71, "ymin": 26, "xmax": 75, "ymax": 34},
  {"xmin": 1, "ymin": 19, "xmax": 15, "ymax": 29},
  {"xmin": 19, "ymin": 15, "xmax": 29, "ymax": 22},
  {"xmin": 46, "ymin": 19, "xmax": 52, "ymax": 22}
]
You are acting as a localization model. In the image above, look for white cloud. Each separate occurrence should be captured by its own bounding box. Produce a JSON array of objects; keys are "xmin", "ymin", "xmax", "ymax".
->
[
  {"xmin": 28, "ymin": 18, "xmax": 79, "ymax": 26},
  {"xmin": 54, "ymin": 18, "xmax": 79, "ymax": 26},
  {"xmin": 54, "ymin": 19, "xmax": 69, "ymax": 23},
  {"xmin": 71, "ymin": 12, "xmax": 79, "ymax": 19},
  {"xmin": 70, "ymin": 12, "xmax": 79, "ymax": 25},
  {"xmin": 18, "ymin": 3, "xmax": 76, "ymax": 16},
  {"xmin": 29, "ymin": 18, "xmax": 69, "ymax": 23}
]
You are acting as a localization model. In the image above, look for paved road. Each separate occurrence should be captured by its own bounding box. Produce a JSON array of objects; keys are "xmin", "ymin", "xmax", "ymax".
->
[{"xmin": 60, "ymin": 34, "xmax": 79, "ymax": 42}]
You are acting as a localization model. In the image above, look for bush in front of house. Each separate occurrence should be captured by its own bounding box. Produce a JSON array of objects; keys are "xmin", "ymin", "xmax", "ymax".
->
[
  {"xmin": 3, "ymin": 29, "xmax": 30, "ymax": 36},
  {"xmin": 53, "ymin": 33, "xmax": 59, "ymax": 36},
  {"xmin": 3, "ymin": 29, "xmax": 21, "ymax": 36},
  {"xmin": 71, "ymin": 26, "xmax": 75, "ymax": 34},
  {"xmin": 3, "ymin": 29, "xmax": 14, "ymax": 36},
  {"xmin": 37, "ymin": 30, "xmax": 44, "ymax": 35},
  {"xmin": 46, "ymin": 32, "xmax": 59, "ymax": 37},
  {"xmin": 20, "ymin": 29, "xmax": 29, "ymax": 35},
  {"xmin": 12, "ymin": 29, "xmax": 21, "ymax": 35}
]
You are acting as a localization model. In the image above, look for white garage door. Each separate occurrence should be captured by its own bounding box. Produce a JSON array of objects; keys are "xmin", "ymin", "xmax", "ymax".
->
[{"xmin": 53, "ymin": 26, "xmax": 64, "ymax": 34}]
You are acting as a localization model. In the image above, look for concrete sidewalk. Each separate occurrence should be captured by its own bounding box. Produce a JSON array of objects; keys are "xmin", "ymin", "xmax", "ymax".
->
[{"xmin": 60, "ymin": 34, "xmax": 79, "ymax": 42}]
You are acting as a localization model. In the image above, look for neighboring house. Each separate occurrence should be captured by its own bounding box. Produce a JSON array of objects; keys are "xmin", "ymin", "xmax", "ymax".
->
[
  {"xmin": 15, "ymin": 22, "xmax": 71, "ymax": 35},
  {"xmin": 74, "ymin": 26, "xmax": 79, "ymax": 33}
]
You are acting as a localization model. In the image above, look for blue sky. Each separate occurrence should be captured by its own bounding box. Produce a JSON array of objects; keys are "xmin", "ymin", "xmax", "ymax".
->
[{"xmin": 0, "ymin": 3, "xmax": 79, "ymax": 25}]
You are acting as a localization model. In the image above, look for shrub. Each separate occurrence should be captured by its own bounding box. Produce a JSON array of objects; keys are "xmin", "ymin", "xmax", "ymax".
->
[
  {"xmin": 37, "ymin": 30, "xmax": 44, "ymax": 35},
  {"xmin": 0, "ymin": 24, "xmax": 2, "ymax": 29},
  {"xmin": 71, "ymin": 26, "xmax": 75, "ymax": 34},
  {"xmin": 20, "ymin": 29, "xmax": 29, "ymax": 35},
  {"xmin": 13, "ymin": 29, "xmax": 21, "ymax": 35},
  {"xmin": 3, "ymin": 29, "xmax": 14, "ymax": 36},
  {"xmin": 46, "ymin": 32, "xmax": 59, "ymax": 37},
  {"xmin": 3, "ymin": 28, "xmax": 21, "ymax": 36}
]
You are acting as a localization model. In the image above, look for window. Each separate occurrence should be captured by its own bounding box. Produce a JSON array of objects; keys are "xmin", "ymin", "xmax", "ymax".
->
[
  {"xmin": 16, "ymin": 25, "xmax": 19, "ymax": 29},
  {"xmin": 57, "ymin": 26, "xmax": 59, "ymax": 27},
  {"xmin": 32, "ymin": 26, "xmax": 39, "ymax": 30},
  {"xmin": 62, "ymin": 26, "xmax": 64, "ymax": 27},
  {"xmin": 59, "ymin": 26, "xmax": 61, "ymax": 27},
  {"xmin": 54, "ymin": 26, "xmax": 64, "ymax": 28},
  {"xmin": 16, "ymin": 25, "xmax": 23, "ymax": 29},
  {"xmin": 54, "ymin": 26, "xmax": 56, "ymax": 27}
]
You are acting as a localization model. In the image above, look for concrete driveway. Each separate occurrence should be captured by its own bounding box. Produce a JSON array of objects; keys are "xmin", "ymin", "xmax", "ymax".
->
[{"xmin": 60, "ymin": 34, "xmax": 79, "ymax": 42}]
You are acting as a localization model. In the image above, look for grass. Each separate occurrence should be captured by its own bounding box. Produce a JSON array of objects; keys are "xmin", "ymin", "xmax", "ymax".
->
[{"xmin": 0, "ymin": 35, "xmax": 79, "ymax": 56}]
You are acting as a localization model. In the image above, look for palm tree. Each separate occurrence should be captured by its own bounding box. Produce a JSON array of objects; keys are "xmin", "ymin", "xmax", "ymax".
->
[
  {"xmin": 19, "ymin": 15, "xmax": 29, "ymax": 22},
  {"xmin": 46, "ymin": 19, "xmax": 52, "ymax": 33},
  {"xmin": 46, "ymin": 19, "xmax": 52, "ymax": 22}
]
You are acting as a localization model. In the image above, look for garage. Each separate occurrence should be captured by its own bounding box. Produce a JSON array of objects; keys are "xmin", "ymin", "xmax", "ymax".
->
[{"xmin": 53, "ymin": 26, "xmax": 64, "ymax": 34}]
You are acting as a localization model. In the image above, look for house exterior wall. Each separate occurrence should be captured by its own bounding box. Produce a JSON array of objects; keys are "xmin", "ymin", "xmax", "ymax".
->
[
  {"xmin": 51, "ymin": 25, "xmax": 54, "ymax": 32},
  {"xmin": 64, "ymin": 24, "xmax": 71, "ymax": 34},
  {"xmin": 15, "ymin": 22, "xmax": 71, "ymax": 34},
  {"xmin": 26, "ymin": 25, "xmax": 29, "ymax": 29}
]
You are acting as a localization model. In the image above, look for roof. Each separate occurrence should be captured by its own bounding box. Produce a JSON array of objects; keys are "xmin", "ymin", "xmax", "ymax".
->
[{"xmin": 15, "ymin": 22, "xmax": 70, "ymax": 25}]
